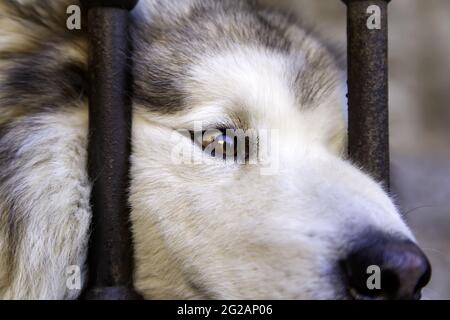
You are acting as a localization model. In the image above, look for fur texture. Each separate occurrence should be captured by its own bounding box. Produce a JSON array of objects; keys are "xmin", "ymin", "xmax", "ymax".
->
[{"xmin": 1, "ymin": 0, "xmax": 414, "ymax": 299}]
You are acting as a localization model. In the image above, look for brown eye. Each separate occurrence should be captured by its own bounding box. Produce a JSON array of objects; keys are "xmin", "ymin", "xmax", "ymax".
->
[
  {"xmin": 190, "ymin": 128, "xmax": 251, "ymax": 162},
  {"xmin": 202, "ymin": 130, "xmax": 237, "ymax": 159}
]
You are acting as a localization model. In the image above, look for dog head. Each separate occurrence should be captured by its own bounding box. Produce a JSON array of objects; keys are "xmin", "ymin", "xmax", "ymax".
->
[{"xmin": 128, "ymin": 0, "xmax": 430, "ymax": 299}]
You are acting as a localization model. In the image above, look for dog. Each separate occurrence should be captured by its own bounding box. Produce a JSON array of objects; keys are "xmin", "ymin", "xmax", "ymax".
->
[{"xmin": 0, "ymin": 0, "xmax": 431, "ymax": 299}]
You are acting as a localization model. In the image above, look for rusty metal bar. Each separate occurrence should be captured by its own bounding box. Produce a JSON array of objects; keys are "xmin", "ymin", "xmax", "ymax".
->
[
  {"xmin": 343, "ymin": 0, "xmax": 391, "ymax": 189},
  {"xmin": 81, "ymin": 0, "xmax": 141, "ymax": 300}
]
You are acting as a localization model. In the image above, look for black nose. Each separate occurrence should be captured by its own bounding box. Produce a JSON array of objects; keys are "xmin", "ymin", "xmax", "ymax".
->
[{"xmin": 342, "ymin": 235, "xmax": 431, "ymax": 300}]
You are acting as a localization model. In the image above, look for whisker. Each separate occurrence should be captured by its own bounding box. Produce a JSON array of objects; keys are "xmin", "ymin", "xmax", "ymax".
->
[{"xmin": 402, "ymin": 204, "xmax": 437, "ymax": 216}]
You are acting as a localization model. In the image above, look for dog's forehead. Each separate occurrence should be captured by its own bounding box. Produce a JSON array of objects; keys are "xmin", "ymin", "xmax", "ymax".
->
[
  {"xmin": 135, "ymin": 45, "xmax": 344, "ymax": 133},
  {"xmin": 132, "ymin": 0, "xmax": 344, "ymax": 129},
  {"xmin": 199, "ymin": 52, "xmax": 345, "ymax": 139},
  {"xmin": 184, "ymin": 46, "xmax": 301, "ymax": 126}
]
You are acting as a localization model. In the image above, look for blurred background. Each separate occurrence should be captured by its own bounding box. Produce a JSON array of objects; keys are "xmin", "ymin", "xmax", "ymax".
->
[{"xmin": 261, "ymin": 0, "xmax": 450, "ymax": 299}]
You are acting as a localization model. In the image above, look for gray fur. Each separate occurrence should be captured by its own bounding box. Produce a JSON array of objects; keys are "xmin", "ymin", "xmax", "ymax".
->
[
  {"xmin": 1, "ymin": 0, "xmax": 341, "ymax": 117},
  {"xmin": 132, "ymin": 0, "xmax": 341, "ymax": 112}
]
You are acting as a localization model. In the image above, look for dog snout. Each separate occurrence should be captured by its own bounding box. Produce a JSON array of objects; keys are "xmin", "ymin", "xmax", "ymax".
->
[{"xmin": 342, "ymin": 234, "xmax": 431, "ymax": 300}]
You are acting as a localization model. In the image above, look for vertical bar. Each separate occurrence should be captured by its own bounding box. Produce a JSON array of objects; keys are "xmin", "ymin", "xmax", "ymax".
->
[
  {"xmin": 343, "ymin": 0, "xmax": 391, "ymax": 190},
  {"xmin": 81, "ymin": 0, "xmax": 141, "ymax": 300}
]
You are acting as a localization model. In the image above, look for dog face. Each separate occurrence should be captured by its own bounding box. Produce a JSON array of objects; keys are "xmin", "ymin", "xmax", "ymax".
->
[
  {"xmin": 127, "ymin": 0, "xmax": 429, "ymax": 299},
  {"xmin": 0, "ymin": 0, "xmax": 430, "ymax": 299}
]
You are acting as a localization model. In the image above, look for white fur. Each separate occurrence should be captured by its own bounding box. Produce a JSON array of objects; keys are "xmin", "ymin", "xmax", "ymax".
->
[
  {"xmin": 0, "ymin": 0, "xmax": 415, "ymax": 299},
  {"xmin": 0, "ymin": 107, "xmax": 90, "ymax": 299},
  {"xmin": 128, "ymin": 46, "xmax": 413, "ymax": 299}
]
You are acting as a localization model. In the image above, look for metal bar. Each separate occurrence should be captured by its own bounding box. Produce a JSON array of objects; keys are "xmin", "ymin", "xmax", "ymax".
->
[
  {"xmin": 343, "ymin": 0, "xmax": 391, "ymax": 190},
  {"xmin": 81, "ymin": 0, "xmax": 141, "ymax": 300}
]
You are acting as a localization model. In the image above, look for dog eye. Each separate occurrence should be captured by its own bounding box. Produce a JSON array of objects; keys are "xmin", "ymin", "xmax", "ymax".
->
[
  {"xmin": 189, "ymin": 129, "xmax": 252, "ymax": 162},
  {"xmin": 202, "ymin": 130, "xmax": 237, "ymax": 159}
]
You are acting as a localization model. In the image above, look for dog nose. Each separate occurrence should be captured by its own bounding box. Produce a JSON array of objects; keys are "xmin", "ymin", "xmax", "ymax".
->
[{"xmin": 342, "ymin": 236, "xmax": 431, "ymax": 300}]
